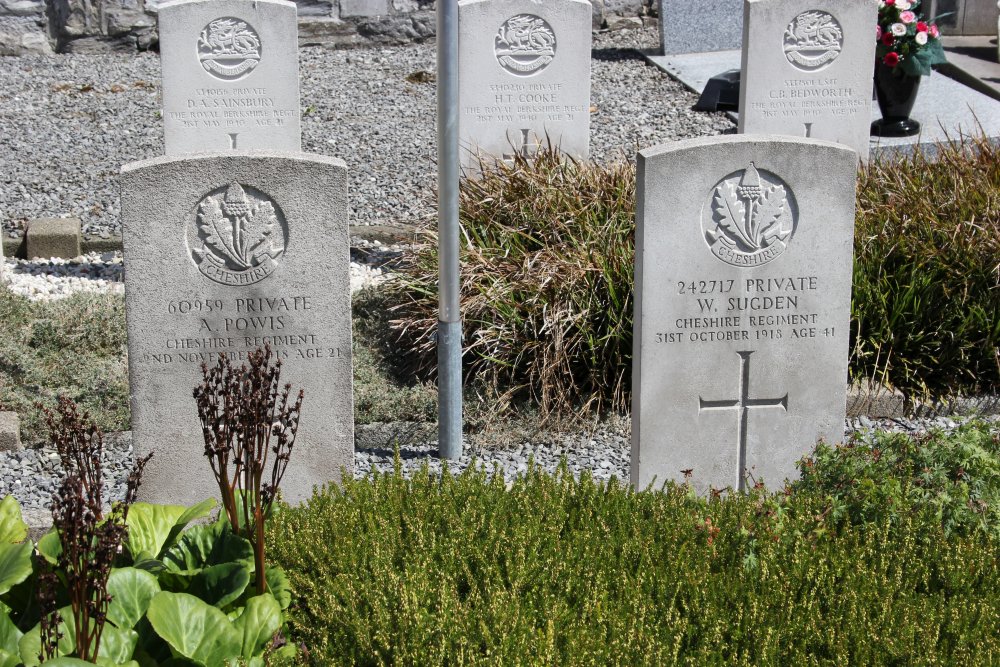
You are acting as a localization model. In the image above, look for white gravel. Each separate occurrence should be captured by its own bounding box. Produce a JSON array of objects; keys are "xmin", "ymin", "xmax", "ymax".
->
[{"xmin": 2, "ymin": 240, "xmax": 397, "ymax": 302}]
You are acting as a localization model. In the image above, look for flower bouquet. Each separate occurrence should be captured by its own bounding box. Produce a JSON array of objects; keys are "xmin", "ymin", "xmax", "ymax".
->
[{"xmin": 875, "ymin": 0, "xmax": 947, "ymax": 77}]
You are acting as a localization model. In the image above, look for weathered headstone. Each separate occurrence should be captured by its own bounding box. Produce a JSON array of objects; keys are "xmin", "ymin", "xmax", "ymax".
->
[
  {"xmin": 738, "ymin": 0, "xmax": 878, "ymax": 160},
  {"xmin": 631, "ymin": 135, "xmax": 856, "ymax": 493},
  {"xmin": 660, "ymin": 0, "xmax": 743, "ymax": 55},
  {"xmin": 120, "ymin": 151, "xmax": 352, "ymax": 505},
  {"xmin": 158, "ymin": 0, "xmax": 302, "ymax": 155},
  {"xmin": 458, "ymin": 0, "xmax": 591, "ymax": 170}
]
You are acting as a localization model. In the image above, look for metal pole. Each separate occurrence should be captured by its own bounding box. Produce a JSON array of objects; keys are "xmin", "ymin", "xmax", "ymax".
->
[{"xmin": 437, "ymin": 0, "xmax": 463, "ymax": 459}]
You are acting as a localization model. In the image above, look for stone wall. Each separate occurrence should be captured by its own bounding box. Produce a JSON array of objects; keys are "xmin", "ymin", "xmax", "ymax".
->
[{"xmin": 0, "ymin": 0, "xmax": 651, "ymax": 55}]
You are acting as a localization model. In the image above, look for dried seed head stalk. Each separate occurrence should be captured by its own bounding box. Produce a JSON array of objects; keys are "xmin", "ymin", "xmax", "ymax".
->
[
  {"xmin": 38, "ymin": 397, "xmax": 152, "ymax": 663},
  {"xmin": 37, "ymin": 566, "xmax": 62, "ymax": 662},
  {"xmin": 193, "ymin": 344, "xmax": 304, "ymax": 594}
]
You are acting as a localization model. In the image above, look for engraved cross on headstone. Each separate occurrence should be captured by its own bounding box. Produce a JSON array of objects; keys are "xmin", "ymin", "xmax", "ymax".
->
[
  {"xmin": 502, "ymin": 129, "xmax": 539, "ymax": 163},
  {"xmin": 698, "ymin": 350, "xmax": 788, "ymax": 491}
]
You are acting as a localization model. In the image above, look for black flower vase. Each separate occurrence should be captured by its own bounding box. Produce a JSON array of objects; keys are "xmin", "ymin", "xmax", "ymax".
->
[{"xmin": 871, "ymin": 63, "xmax": 922, "ymax": 137}]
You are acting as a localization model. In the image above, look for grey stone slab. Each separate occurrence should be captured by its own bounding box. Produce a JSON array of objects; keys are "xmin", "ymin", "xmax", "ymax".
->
[
  {"xmin": 458, "ymin": 0, "xmax": 591, "ymax": 171},
  {"xmin": 26, "ymin": 218, "xmax": 81, "ymax": 259},
  {"xmin": 644, "ymin": 49, "xmax": 742, "ymax": 97},
  {"xmin": 644, "ymin": 50, "xmax": 1000, "ymax": 155},
  {"xmin": 0, "ymin": 412, "xmax": 21, "ymax": 452},
  {"xmin": 938, "ymin": 35, "xmax": 1000, "ymax": 102},
  {"xmin": 738, "ymin": 0, "xmax": 878, "ymax": 160},
  {"xmin": 659, "ymin": 0, "xmax": 743, "ymax": 55},
  {"xmin": 158, "ymin": 0, "xmax": 301, "ymax": 155},
  {"xmin": 870, "ymin": 69, "xmax": 1000, "ymax": 153},
  {"xmin": 631, "ymin": 135, "xmax": 856, "ymax": 493},
  {"xmin": 120, "ymin": 151, "xmax": 352, "ymax": 506},
  {"xmin": 340, "ymin": 0, "xmax": 389, "ymax": 17}
]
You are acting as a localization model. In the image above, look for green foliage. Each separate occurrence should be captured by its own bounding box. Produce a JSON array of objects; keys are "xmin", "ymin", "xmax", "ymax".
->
[
  {"xmin": 853, "ymin": 134, "xmax": 1000, "ymax": 397},
  {"xmin": 0, "ymin": 289, "xmax": 128, "ymax": 444},
  {"xmin": 388, "ymin": 147, "xmax": 636, "ymax": 416},
  {"xmin": 125, "ymin": 500, "xmax": 216, "ymax": 564},
  {"xmin": 352, "ymin": 290, "xmax": 437, "ymax": 424},
  {"xmin": 0, "ymin": 496, "xmax": 293, "ymax": 667},
  {"xmin": 146, "ymin": 592, "xmax": 242, "ymax": 665},
  {"xmin": 796, "ymin": 420, "xmax": 1000, "ymax": 539},
  {"xmin": 270, "ymin": 431, "xmax": 1000, "ymax": 664},
  {"xmin": 0, "ymin": 499, "xmax": 27, "ymax": 545}
]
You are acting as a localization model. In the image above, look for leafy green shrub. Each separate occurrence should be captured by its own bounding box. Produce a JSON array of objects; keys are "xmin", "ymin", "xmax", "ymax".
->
[
  {"xmin": 852, "ymin": 133, "xmax": 1000, "ymax": 396},
  {"xmin": 388, "ymin": 138, "xmax": 1000, "ymax": 416},
  {"xmin": 0, "ymin": 289, "xmax": 129, "ymax": 443},
  {"xmin": 0, "ymin": 398, "xmax": 295, "ymax": 666},
  {"xmin": 795, "ymin": 420, "xmax": 1000, "ymax": 539},
  {"xmin": 270, "ymin": 452, "xmax": 1000, "ymax": 665},
  {"xmin": 388, "ymin": 148, "xmax": 636, "ymax": 417}
]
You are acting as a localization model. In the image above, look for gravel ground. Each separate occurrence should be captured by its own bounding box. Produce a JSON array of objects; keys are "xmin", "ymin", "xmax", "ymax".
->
[
  {"xmin": 4, "ymin": 415, "xmax": 999, "ymax": 515},
  {"xmin": 0, "ymin": 27, "xmax": 732, "ymax": 237}
]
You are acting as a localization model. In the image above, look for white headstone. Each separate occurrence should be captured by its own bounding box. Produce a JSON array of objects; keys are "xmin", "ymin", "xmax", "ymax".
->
[
  {"xmin": 120, "ymin": 151, "xmax": 352, "ymax": 505},
  {"xmin": 738, "ymin": 0, "xmax": 878, "ymax": 160},
  {"xmin": 158, "ymin": 0, "xmax": 302, "ymax": 155},
  {"xmin": 458, "ymin": 0, "xmax": 591, "ymax": 170},
  {"xmin": 632, "ymin": 135, "xmax": 857, "ymax": 493}
]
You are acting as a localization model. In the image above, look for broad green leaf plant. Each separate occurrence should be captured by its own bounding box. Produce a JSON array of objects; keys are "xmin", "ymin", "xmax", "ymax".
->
[{"xmin": 0, "ymin": 395, "xmax": 296, "ymax": 666}]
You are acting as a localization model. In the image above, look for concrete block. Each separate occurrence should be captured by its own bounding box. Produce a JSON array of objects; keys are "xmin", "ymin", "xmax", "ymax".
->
[
  {"xmin": 341, "ymin": 0, "xmax": 389, "ymax": 18},
  {"xmin": 26, "ymin": 218, "xmax": 82, "ymax": 259},
  {"xmin": 0, "ymin": 412, "xmax": 21, "ymax": 452}
]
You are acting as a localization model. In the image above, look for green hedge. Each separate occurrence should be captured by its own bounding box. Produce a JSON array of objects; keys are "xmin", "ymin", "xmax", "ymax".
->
[{"xmin": 270, "ymin": 424, "xmax": 1000, "ymax": 665}]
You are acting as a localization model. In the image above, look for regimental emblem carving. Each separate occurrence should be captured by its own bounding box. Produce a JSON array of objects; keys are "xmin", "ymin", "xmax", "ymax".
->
[
  {"xmin": 494, "ymin": 14, "xmax": 556, "ymax": 76},
  {"xmin": 188, "ymin": 183, "xmax": 288, "ymax": 286},
  {"xmin": 783, "ymin": 11, "xmax": 843, "ymax": 71},
  {"xmin": 702, "ymin": 163, "xmax": 797, "ymax": 268},
  {"xmin": 198, "ymin": 18, "xmax": 262, "ymax": 80}
]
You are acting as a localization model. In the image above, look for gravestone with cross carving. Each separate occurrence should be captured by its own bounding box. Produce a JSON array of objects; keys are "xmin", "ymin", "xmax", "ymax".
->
[
  {"xmin": 158, "ymin": 0, "xmax": 302, "ymax": 155},
  {"xmin": 631, "ymin": 135, "xmax": 857, "ymax": 493},
  {"xmin": 738, "ymin": 0, "xmax": 878, "ymax": 160},
  {"xmin": 120, "ymin": 151, "xmax": 352, "ymax": 505},
  {"xmin": 458, "ymin": 0, "xmax": 591, "ymax": 172}
]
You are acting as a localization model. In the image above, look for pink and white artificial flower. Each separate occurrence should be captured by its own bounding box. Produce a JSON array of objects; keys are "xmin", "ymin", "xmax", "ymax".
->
[
  {"xmin": 929, "ymin": 24, "xmax": 940, "ymax": 38},
  {"xmin": 900, "ymin": 10, "xmax": 917, "ymax": 23}
]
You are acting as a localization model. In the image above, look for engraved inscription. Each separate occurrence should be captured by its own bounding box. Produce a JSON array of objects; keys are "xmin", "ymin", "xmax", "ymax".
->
[
  {"xmin": 141, "ymin": 295, "xmax": 348, "ymax": 366},
  {"xmin": 702, "ymin": 163, "xmax": 797, "ymax": 267},
  {"xmin": 748, "ymin": 77, "xmax": 862, "ymax": 121},
  {"xmin": 199, "ymin": 18, "xmax": 262, "ymax": 81},
  {"xmin": 495, "ymin": 15, "xmax": 556, "ymax": 76},
  {"xmin": 783, "ymin": 11, "xmax": 843, "ymax": 72},
  {"xmin": 698, "ymin": 350, "xmax": 788, "ymax": 491},
  {"xmin": 655, "ymin": 275, "xmax": 837, "ymax": 345},
  {"xmin": 187, "ymin": 183, "xmax": 288, "ymax": 286}
]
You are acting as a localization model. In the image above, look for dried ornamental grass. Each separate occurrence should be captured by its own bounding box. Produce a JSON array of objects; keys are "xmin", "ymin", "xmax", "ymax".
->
[
  {"xmin": 853, "ymin": 133, "xmax": 1000, "ymax": 396},
  {"xmin": 388, "ymin": 147, "xmax": 636, "ymax": 418},
  {"xmin": 389, "ymin": 137, "xmax": 1000, "ymax": 418}
]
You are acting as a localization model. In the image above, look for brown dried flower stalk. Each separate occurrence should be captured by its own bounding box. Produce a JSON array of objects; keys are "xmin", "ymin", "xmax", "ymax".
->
[
  {"xmin": 193, "ymin": 345, "xmax": 303, "ymax": 595},
  {"xmin": 39, "ymin": 397, "xmax": 151, "ymax": 663}
]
